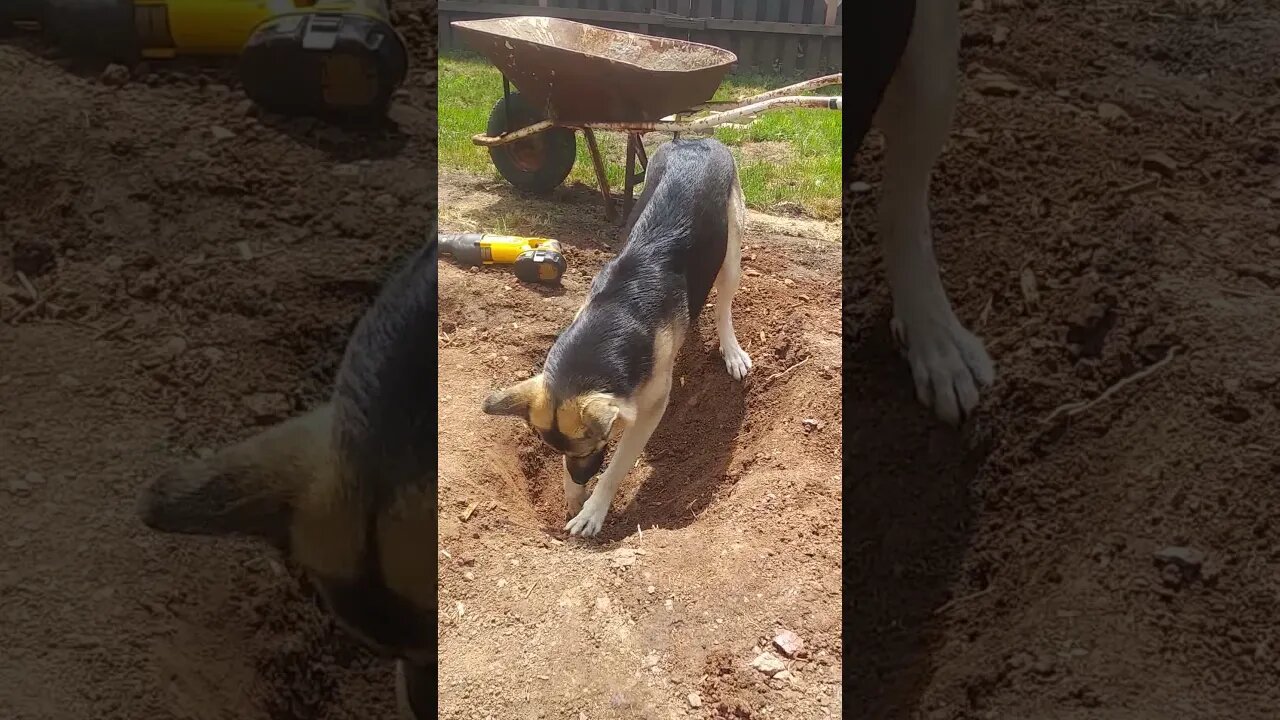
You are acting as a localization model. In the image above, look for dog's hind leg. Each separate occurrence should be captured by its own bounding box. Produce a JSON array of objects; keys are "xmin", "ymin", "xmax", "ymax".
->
[
  {"xmin": 875, "ymin": 0, "xmax": 994, "ymax": 425},
  {"xmin": 714, "ymin": 177, "xmax": 753, "ymax": 381}
]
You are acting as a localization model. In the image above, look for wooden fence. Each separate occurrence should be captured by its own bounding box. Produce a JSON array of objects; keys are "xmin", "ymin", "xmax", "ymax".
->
[{"xmin": 437, "ymin": 0, "xmax": 842, "ymax": 75}]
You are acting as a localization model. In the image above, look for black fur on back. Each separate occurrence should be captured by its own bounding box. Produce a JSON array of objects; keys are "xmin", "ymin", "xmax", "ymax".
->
[
  {"xmin": 330, "ymin": 224, "xmax": 439, "ymax": 512},
  {"xmin": 544, "ymin": 138, "xmax": 736, "ymax": 399}
]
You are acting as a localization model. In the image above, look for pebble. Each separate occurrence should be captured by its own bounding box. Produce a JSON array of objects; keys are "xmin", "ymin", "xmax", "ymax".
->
[
  {"xmin": 100, "ymin": 64, "xmax": 129, "ymax": 87},
  {"xmin": 6, "ymin": 478, "xmax": 32, "ymax": 497},
  {"xmin": 1097, "ymin": 102, "xmax": 1129, "ymax": 121},
  {"xmin": 241, "ymin": 392, "xmax": 290, "ymax": 422},
  {"xmin": 1153, "ymin": 546, "xmax": 1205, "ymax": 571},
  {"xmin": 772, "ymin": 630, "xmax": 805, "ymax": 658},
  {"xmin": 1141, "ymin": 151, "xmax": 1179, "ymax": 177},
  {"xmin": 801, "ymin": 418, "xmax": 822, "ymax": 432},
  {"xmin": 210, "ymin": 126, "xmax": 236, "ymax": 141},
  {"xmin": 750, "ymin": 651, "xmax": 787, "ymax": 676},
  {"xmin": 687, "ymin": 693, "xmax": 702, "ymax": 708},
  {"xmin": 849, "ymin": 181, "xmax": 872, "ymax": 193},
  {"xmin": 972, "ymin": 74, "xmax": 1024, "ymax": 97}
]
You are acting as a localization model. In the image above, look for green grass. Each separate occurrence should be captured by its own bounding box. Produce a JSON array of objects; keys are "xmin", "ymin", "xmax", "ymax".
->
[{"xmin": 438, "ymin": 53, "xmax": 842, "ymax": 220}]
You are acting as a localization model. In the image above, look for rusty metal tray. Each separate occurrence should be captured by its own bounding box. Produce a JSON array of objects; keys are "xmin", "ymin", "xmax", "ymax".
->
[{"xmin": 452, "ymin": 16, "xmax": 736, "ymax": 124}]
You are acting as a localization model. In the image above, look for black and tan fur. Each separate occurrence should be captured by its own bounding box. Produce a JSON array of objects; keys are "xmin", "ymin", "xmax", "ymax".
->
[
  {"xmin": 136, "ymin": 231, "xmax": 440, "ymax": 719},
  {"xmin": 483, "ymin": 138, "xmax": 752, "ymax": 538}
]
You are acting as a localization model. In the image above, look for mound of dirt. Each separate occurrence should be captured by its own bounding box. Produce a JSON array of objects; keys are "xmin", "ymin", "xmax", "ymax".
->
[
  {"xmin": 846, "ymin": 1, "xmax": 1280, "ymax": 718},
  {"xmin": 0, "ymin": 4, "xmax": 438, "ymax": 718},
  {"xmin": 436, "ymin": 173, "xmax": 843, "ymax": 718}
]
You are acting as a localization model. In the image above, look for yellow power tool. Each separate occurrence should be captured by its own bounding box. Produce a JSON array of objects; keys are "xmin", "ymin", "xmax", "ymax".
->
[
  {"xmin": 438, "ymin": 233, "xmax": 568, "ymax": 285},
  {"xmin": 3, "ymin": 0, "xmax": 408, "ymax": 118}
]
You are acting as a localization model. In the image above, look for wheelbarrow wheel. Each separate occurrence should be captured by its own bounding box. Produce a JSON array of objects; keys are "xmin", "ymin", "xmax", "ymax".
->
[{"xmin": 486, "ymin": 92, "xmax": 576, "ymax": 195}]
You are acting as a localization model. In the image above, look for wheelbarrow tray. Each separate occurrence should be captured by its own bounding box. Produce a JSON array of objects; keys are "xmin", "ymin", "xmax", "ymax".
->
[{"xmin": 452, "ymin": 16, "xmax": 736, "ymax": 124}]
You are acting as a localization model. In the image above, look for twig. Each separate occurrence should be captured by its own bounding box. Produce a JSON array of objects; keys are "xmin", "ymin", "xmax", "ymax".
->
[
  {"xmin": 94, "ymin": 317, "xmax": 133, "ymax": 340},
  {"xmin": 524, "ymin": 580, "xmax": 538, "ymax": 599},
  {"xmin": 1042, "ymin": 347, "xmax": 1179, "ymax": 424},
  {"xmin": 934, "ymin": 586, "xmax": 994, "ymax": 615},
  {"xmin": 1114, "ymin": 176, "xmax": 1159, "ymax": 196},
  {"xmin": 7, "ymin": 281, "xmax": 61, "ymax": 324},
  {"xmin": 15, "ymin": 272, "xmax": 38, "ymax": 301},
  {"xmin": 761, "ymin": 357, "xmax": 810, "ymax": 387}
]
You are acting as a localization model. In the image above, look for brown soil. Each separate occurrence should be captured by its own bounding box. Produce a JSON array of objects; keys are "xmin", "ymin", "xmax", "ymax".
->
[
  {"xmin": 0, "ymin": 5, "xmax": 437, "ymax": 719},
  {"xmin": 847, "ymin": 1, "xmax": 1280, "ymax": 719},
  {"xmin": 436, "ymin": 172, "xmax": 843, "ymax": 718}
]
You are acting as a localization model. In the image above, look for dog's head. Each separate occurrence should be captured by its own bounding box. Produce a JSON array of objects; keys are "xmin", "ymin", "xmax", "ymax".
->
[
  {"xmin": 482, "ymin": 373, "xmax": 634, "ymax": 484},
  {"xmin": 136, "ymin": 405, "xmax": 437, "ymax": 717}
]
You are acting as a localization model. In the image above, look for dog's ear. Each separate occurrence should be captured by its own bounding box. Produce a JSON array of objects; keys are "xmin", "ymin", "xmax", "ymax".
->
[
  {"xmin": 579, "ymin": 393, "xmax": 636, "ymax": 438},
  {"xmin": 482, "ymin": 375, "xmax": 544, "ymax": 417},
  {"xmin": 137, "ymin": 405, "xmax": 334, "ymax": 545}
]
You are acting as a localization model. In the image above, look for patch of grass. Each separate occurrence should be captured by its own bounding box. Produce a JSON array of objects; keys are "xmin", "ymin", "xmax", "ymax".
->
[{"xmin": 438, "ymin": 53, "xmax": 842, "ymax": 220}]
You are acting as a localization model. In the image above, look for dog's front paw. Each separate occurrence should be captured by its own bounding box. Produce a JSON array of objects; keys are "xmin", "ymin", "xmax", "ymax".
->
[
  {"xmin": 721, "ymin": 343, "xmax": 753, "ymax": 381},
  {"xmin": 892, "ymin": 314, "xmax": 995, "ymax": 425},
  {"xmin": 564, "ymin": 502, "xmax": 608, "ymax": 537}
]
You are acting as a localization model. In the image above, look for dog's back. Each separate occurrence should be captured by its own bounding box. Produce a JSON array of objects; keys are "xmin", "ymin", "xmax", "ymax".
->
[
  {"xmin": 616, "ymin": 137, "xmax": 737, "ymax": 321},
  {"xmin": 544, "ymin": 138, "xmax": 738, "ymax": 399}
]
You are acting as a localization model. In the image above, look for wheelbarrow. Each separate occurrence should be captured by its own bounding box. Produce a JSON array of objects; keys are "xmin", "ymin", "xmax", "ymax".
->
[{"xmin": 451, "ymin": 16, "xmax": 842, "ymax": 222}]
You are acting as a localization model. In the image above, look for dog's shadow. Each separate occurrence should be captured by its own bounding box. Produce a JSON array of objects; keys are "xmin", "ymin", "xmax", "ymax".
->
[
  {"xmin": 844, "ymin": 313, "xmax": 989, "ymax": 719},
  {"xmin": 595, "ymin": 329, "xmax": 747, "ymax": 541}
]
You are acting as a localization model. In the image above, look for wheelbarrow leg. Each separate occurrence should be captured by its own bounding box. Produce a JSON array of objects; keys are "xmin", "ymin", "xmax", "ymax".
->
[
  {"xmin": 623, "ymin": 134, "xmax": 637, "ymax": 221},
  {"xmin": 582, "ymin": 128, "xmax": 616, "ymax": 223}
]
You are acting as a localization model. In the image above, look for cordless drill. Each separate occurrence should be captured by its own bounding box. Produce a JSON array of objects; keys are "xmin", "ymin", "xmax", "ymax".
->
[{"xmin": 438, "ymin": 233, "xmax": 567, "ymax": 285}]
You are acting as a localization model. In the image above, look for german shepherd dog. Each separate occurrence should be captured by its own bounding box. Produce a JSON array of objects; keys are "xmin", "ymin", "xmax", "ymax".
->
[
  {"xmin": 482, "ymin": 137, "xmax": 751, "ymax": 538},
  {"xmin": 136, "ymin": 232, "xmax": 440, "ymax": 719}
]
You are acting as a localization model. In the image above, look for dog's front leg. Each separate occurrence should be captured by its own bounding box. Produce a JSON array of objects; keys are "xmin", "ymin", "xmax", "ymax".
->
[
  {"xmin": 565, "ymin": 388, "xmax": 670, "ymax": 538},
  {"xmin": 876, "ymin": 0, "xmax": 994, "ymax": 425}
]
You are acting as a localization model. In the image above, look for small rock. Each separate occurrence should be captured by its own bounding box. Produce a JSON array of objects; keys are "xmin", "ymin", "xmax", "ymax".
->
[
  {"xmin": 992, "ymin": 25, "xmax": 1010, "ymax": 45},
  {"xmin": 801, "ymin": 418, "xmax": 822, "ymax": 433},
  {"xmin": 1097, "ymin": 102, "xmax": 1129, "ymax": 121},
  {"xmin": 187, "ymin": 149, "xmax": 211, "ymax": 163},
  {"xmin": 1153, "ymin": 546, "xmax": 1205, "ymax": 571},
  {"xmin": 773, "ymin": 669, "xmax": 794, "ymax": 682},
  {"xmin": 155, "ymin": 336, "xmax": 188, "ymax": 362},
  {"xmin": 1020, "ymin": 267, "xmax": 1041, "ymax": 310},
  {"xmin": 744, "ymin": 268, "xmax": 762, "ymax": 277},
  {"xmin": 973, "ymin": 74, "xmax": 1024, "ymax": 97},
  {"xmin": 609, "ymin": 548, "xmax": 637, "ymax": 568},
  {"xmin": 687, "ymin": 693, "xmax": 702, "ymax": 708},
  {"xmin": 773, "ymin": 630, "xmax": 805, "ymax": 657},
  {"xmin": 374, "ymin": 193, "xmax": 398, "ymax": 209},
  {"xmin": 6, "ymin": 479, "xmax": 31, "ymax": 497},
  {"xmin": 210, "ymin": 126, "xmax": 236, "ymax": 141},
  {"xmin": 750, "ymin": 651, "xmax": 787, "ymax": 676},
  {"xmin": 241, "ymin": 392, "xmax": 290, "ymax": 422},
  {"xmin": 129, "ymin": 270, "xmax": 160, "ymax": 299},
  {"xmin": 1141, "ymin": 152, "xmax": 1179, "ymax": 177},
  {"xmin": 973, "ymin": 194, "xmax": 992, "ymax": 210},
  {"xmin": 236, "ymin": 99, "xmax": 257, "ymax": 117},
  {"xmin": 595, "ymin": 596, "xmax": 611, "ymax": 612},
  {"xmin": 331, "ymin": 163, "xmax": 361, "ymax": 177},
  {"xmin": 849, "ymin": 181, "xmax": 872, "ymax": 194},
  {"xmin": 25, "ymin": 471, "xmax": 45, "ymax": 486},
  {"xmin": 100, "ymin": 64, "xmax": 130, "ymax": 86}
]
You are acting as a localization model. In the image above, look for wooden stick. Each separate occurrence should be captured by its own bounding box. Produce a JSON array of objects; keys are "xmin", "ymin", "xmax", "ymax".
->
[{"xmin": 1042, "ymin": 347, "xmax": 1179, "ymax": 424}]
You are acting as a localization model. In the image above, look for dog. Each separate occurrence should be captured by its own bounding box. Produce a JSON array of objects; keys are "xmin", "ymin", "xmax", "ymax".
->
[
  {"xmin": 848, "ymin": 0, "xmax": 996, "ymax": 424},
  {"xmin": 482, "ymin": 137, "xmax": 751, "ymax": 538},
  {"xmin": 136, "ymin": 231, "xmax": 440, "ymax": 720}
]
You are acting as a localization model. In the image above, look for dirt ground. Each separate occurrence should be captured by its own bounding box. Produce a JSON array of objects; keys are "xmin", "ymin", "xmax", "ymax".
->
[
  {"xmin": 846, "ymin": 1, "xmax": 1280, "ymax": 719},
  {"xmin": 436, "ymin": 174, "xmax": 842, "ymax": 720},
  {"xmin": 0, "ymin": 5, "xmax": 437, "ymax": 719}
]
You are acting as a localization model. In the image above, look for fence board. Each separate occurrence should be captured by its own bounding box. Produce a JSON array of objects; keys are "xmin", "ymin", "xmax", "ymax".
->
[
  {"xmin": 801, "ymin": 0, "xmax": 821, "ymax": 73},
  {"xmin": 737, "ymin": 0, "xmax": 758, "ymax": 72},
  {"xmin": 781, "ymin": 0, "xmax": 803, "ymax": 74}
]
